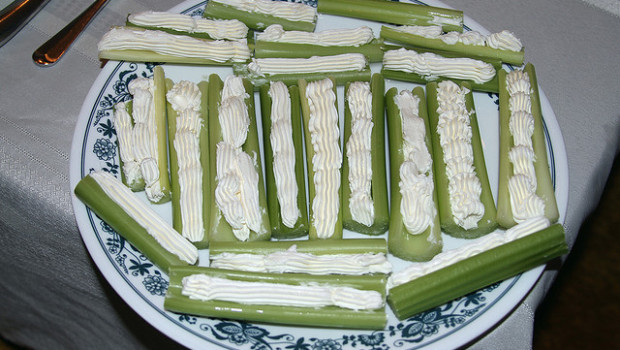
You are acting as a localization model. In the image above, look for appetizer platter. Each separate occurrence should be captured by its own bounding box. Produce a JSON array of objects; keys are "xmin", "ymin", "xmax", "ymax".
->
[{"xmin": 69, "ymin": 0, "xmax": 569, "ymax": 349}]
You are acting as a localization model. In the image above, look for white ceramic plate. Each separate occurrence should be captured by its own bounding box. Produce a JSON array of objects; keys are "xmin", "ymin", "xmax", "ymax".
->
[{"xmin": 69, "ymin": 1, "xmax": 568, "ymax": 349}]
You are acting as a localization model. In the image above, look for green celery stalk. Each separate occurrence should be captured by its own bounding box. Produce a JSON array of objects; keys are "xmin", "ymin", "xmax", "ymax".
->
[
  {"xmin": 341, "ymin": 74, "xmax": 389, "ymax": 235},
  {"xmin": 164, "ymin": 266, "xmax": 386, "ymax": 329},
  {"xmin": 254, "ymin": 39, "xmax": 385, "ymax": 63},
  {"xmin": 426, "ymin": 81, "xmax": 498, "ymax": 238},
  {"xmin": 387, "ymin": 223, "xmax": 568, "ymax": 319},
  {"xmin": 166, "ymin": 79, "xmax": 210, "ymax": 248},
  {"xmin": 317, "ymin": 0, "xmax": 463, "ymax": 33},
  {"xmin": 74, "ymin": 174, "xmax": 194, "ymax": 272},
  {"xmin": 381, "ymin": 54, "xmax": 502, "ymax": 93},
  {"xmin": 209, "ymin": 238, "xmax": 387, "ymax": 256},
  {"xmin": 385, "ymin": 86, "xmax": 443, "ymax": 261},
  {"xmin": 99, "ymin": 50, "xmax": 248, "ymax": 66},
  {"xmin": 114, "ymin": 100, "xmax": 145, "ymax": 192},
  {"xmin": 380, "ymin": 25, "xmax": 524, "ymax": 66},
  {"xmin": 298, "ymin": 78, "xmax": 343, "ymax": 240},
  {"xmin": 496, "ymin": 64, "xmax": 559, "ymax": 228},
  {"xmin": 125, "ymin": 15, "xmax": 249, "ymax": 41},
  {"xmin": 207, "ymin": 74, "xmax": 271, "ymax": 243},
  {"xmin": 99, "ymin": 26, "xmax": 249, "ymax": 66},
  {"xmin": 203, "ymin": 1, "xmax": 316, "ymax": 32},
  {"xmin": 259, "ymin": 83, "xmax": 309, "ymax": 238},
  {"xmin": 233, "ymin": 63, "xmax": 372, "ymax": 88},
  {"xmin": 149, "ymin": 65, "xmax": 171, "ymax": 204}
]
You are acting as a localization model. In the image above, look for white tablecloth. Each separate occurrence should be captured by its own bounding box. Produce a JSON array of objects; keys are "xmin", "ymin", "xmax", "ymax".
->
[{"xmin": 0, "ymin": 0, "xmax": 618, "ymax": 349}]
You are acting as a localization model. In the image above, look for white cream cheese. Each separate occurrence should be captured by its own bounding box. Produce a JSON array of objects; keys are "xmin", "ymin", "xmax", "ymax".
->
[
  {"xmin": 98, "ymin": 27, "xmax": 251, "ymax": 63},
  {"xmin": 387, "ymin": 216, "xmax": 551, "ymax": 289},
  {"xmin": 383, "ymin": 48, "xmax": 496, "ymax": 84},
  {"xmin": 167, "ymin": 80, "xmax": 205, "ymax": 242},
  {"xmin": 389, "ymin": 25, "xmax": 522, "ymax": 51},
  {"xmin": 505, "ymin": 70, "xmax": 545, "ymax": 222},
  {"xmin": 394, "ymin": 91, "xmax": 436, "ymax": 235},
  {"xmin": 211, "ymin": 0, "xmax": 317, "ymax": 24},
  {"xmin": 182, "ymin": 274, "xmax": 383, "ymax": 310},
  {"xmin": 346, "ymin": 82, "xmax": 374, "ymax": 227},
  {"xmin": 268, "ymin": 81, "xmax": 300, "ymax": 228},
  {"xmin": 214, "ymin": 76, "xmax": 263, "ymax": 241},
  {"xmin": 114, "ymin": 102, "xmax": 143, "ymax": 189},
  {"xmin": 435, "ymin": 80, "xmax": 485, "ymax": 229},
  {"xmin": 89, "ymin": 171, "xmax": 198, "ymax": 264},
  {"xmin": 306, "ymin": 78, "xmax": 342, "ymax": 239},
  {"xmin": 126, "ymin": 77, "xmax": 166, "ymax": 203},
  {"xmin": 257, "ymin": 24, "xmax": 374, "ymax": 47},
  {"xmin": 127, "ymin": 11, "xmax": 248, "ymax": 40},
  {"xmin": 247, "ymin": 53, "xmax": 367, "ymax": 77},
  {"xmin": 210, "ymin": 245, "xmax": 392, "ymax": 275}
]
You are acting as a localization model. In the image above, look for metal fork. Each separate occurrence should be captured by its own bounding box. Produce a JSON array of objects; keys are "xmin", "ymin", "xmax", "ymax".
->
[{"xmin": 32, "ymin": 0, "xmax": 109, "ymax": 66}]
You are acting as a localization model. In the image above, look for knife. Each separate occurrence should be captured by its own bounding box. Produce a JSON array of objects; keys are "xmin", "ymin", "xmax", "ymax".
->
[{"xmin": 0, "ymin": 0, "xmax": 51, "ymax": 48}]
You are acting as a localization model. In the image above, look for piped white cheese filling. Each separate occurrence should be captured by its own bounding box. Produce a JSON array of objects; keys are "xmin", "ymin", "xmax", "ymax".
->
[
  {"xmin": 390, "ymin": 25, "xmax": 522, "ymax": 52},
  {"xmin": 387, "ymin": 216, "xmax": 550, "ymax": 289},
  {"xmin": 346, "ymin": 82, "xmax": 374, "ymax": 227},
  {"xmin": 210, "ymin": 245, "xmax": 392, "ymax": 275},
  {"xmin": 182, "ymin": 274, "xmax": 383, "ymax": 310},
  {"xmin": 89, "ymin": 171, "xmax": 198, "ymax": 264},
  {"xmin": 383, "ymin": 48, "xmax": 496, "ymax": 84},
  {"xmin": 127, "ymin": 11, "xmax": 249, "ymax": 40},
  {"xmin": 215, "ymin": 76, "xmax": 263, "ymax": 241},
  {"xmin": 127, "ymin": 77, "xmax": 165, "ymax": 203},
  {"xmin": 98, "ymin": 27, "xmax": 251, "ymax": 62},
  {"xmin": 211, "ymin": 0, "xmax": 317, "ymax": 24},
  {"xmin": 247, "ymin": 53, "xmax": 367, "ymax": 77},
  {"xmin": 257, "ymin": 24, "xmax": 374, "ymax": 47},
  {"xmin": 306, "ymin": 78, "xmax": 342, "ymax": 239},
  {"xmin": 505, "ymin": 70, "xmax": 545, "ymax": 222},
  {"xmin": 167, "ymin": 80, "xmax": 204, "ymax": 242},
  {"xmin": 394, "ymin": 90, "xmax": 435, "ymax": 235},
  {"xmin": 114, "ymin": 102, "xmax": 143, "ymax": 188},
  {"xmin": 268, "ymin": 81, "xmax": 300, "ymax": 228},
  {"xmin": 436, "ymin": 80, "xmax": 484, "ymax": 229}
]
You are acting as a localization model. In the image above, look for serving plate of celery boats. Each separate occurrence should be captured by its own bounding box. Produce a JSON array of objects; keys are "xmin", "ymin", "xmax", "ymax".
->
[{"xmin": 70, "ymin": 0, "xmax": 569, "ymax": 349}]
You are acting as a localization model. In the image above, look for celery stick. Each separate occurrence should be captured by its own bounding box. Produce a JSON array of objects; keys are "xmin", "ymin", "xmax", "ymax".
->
[
  {"xmin": 317, "ymin": 0, "xmax": 463, "ymax": 33},
  {"xmin": 496, "ymin": 64, "xmax": 559, "ymax": 228},
  {"xmin": 99, "ymin": 50, "xmax": 248, "ymax": 66},
  {"xmin": 387, "ymin": 223, "xmax": 567, "ymax": 319},
  {"xmin": 207, "ymin": 74, "xmax": 271, "ymax": 243},
  {"xmin": 164, "ymin": 266, "xmax": 386, "ymax": 329},
  {"xmin": 298, "ymin": 78, "xmax": 343, "ymax": 240},
  {"xmin": 167, "ymin": 79, "xmax": 210, "ymax": 248},
  {"xmin": 150, "ymin": 66, "xmax": 172, "ymax": 204},
  {"xmin": 254, "ymin": 39, "xmax": 385, "ymax": 63},
  {"xmin": 380, "ymin": 26, "xmax": 524, "ymax": 66},
  {"xmin": 125, "ymin": 14, "xmax": 249, "ymax": 41},
  {"xmin": 203, "ymin": 0, "xmax": 316, "ymax": 32},
  {"xmin": 209, "ymin": 238, "xmax": 388, "ymax": 256},
  {"xmin": 381, "ymin": 54, "xmax": 502, "ymax": 93},
  {"xmin": 426, "ymin": 81, "xmax": 498, "ymax": 238},
  {"xmin": 233, "ymin": 62, "xmax": 372, "ymax": 88},
  {"xmin": 114, "ymin": 100, "xmax": 145, "ymax": 192},
  {"xmin": 385, "ymin": 86, "xmax": 443, "ymax": 261},
  {"xmin": 259, "ymin": 83, "xmax": 309, "ymax": 239},
  {"xmin": 74, "ymin": 173, "xmax": 196, "ymax": 272},
  {"xmin": 341, "ymin": 74, "xmax": 389, "ymax": 235}
]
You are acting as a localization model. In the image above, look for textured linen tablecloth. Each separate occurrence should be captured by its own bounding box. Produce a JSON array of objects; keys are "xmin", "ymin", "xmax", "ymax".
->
[{"xmin": 0, "ymin": 0, "xmax": 618, "ymax": 349}]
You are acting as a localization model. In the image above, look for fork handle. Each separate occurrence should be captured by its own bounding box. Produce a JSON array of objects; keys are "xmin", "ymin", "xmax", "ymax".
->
[
  {"xmin": 0, "ymin": 0, "xmax": 50, "ymax": 48},
  {"xmin": 32, "ymin": 0, "xmax": 109, "ymax": 66}
]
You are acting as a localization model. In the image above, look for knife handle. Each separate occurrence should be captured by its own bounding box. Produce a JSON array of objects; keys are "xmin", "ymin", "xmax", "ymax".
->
[{"xmin": 0, "ymin": 0, "xmax": 50, "ymax": 48}]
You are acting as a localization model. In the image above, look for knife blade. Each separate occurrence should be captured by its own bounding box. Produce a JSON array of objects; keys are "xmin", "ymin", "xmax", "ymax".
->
[{"xmin": 0, "ymin": 0, "xmax": 51, "ymax": 48}]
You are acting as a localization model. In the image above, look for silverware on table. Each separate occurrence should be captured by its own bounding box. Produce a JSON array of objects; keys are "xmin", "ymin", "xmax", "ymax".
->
[
  {"xmin": 0, "ymin": 0, "xmax": 51, "ymax": 48},
  {"xmin": 32, "ymin": 0, "xmax": 109, "ymax": 66}
]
